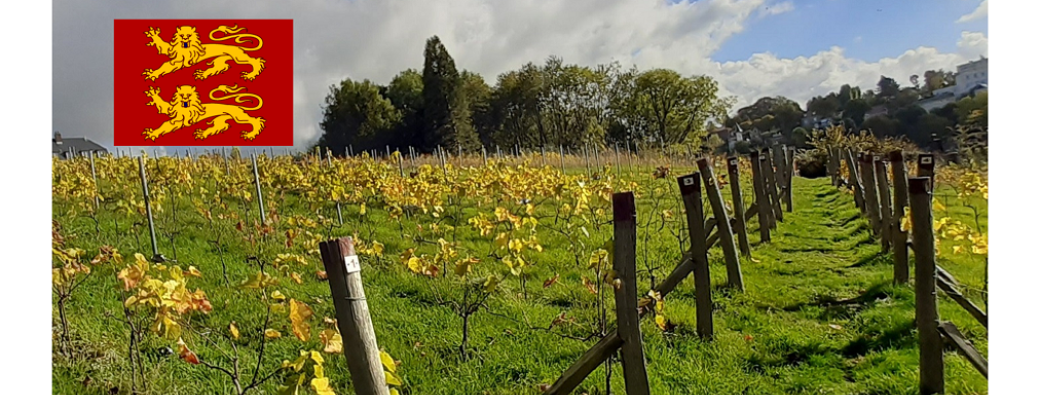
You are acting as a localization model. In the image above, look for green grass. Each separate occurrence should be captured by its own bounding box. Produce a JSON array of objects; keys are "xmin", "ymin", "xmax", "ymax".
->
[{"xmin": 52, "ymin": 161, "xmax": 988, "ymax": 395}]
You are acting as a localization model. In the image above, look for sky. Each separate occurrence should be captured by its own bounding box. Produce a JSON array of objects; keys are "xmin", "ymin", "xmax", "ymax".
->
[{"xmin": 52, "ymin": 0, "xmax": 989, "ymax": 155}]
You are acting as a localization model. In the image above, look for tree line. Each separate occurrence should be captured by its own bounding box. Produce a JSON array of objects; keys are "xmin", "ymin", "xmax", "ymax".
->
[
  {"xmin": 316, "ymin": 35, "xmax": 987, "ymax": 157},
  {"xmin": 315, "ymin": 36, "xmax": 734, "ymax": 156}
]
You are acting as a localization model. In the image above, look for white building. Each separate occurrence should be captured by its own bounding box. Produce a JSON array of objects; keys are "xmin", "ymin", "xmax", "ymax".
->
[
  {"xmin": 915, "ymin": 56, "xmax": 987, "ymax": 112},
  {"xmin": 955, "ymin": 57, "xmax": 988, "ymax": 98}
]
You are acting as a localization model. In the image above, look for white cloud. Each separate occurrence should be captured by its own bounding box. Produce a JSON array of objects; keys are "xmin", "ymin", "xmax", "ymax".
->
[
  {"xmin": 957, "ymin": 0, "xmax": 987, "ymax": 23},
  {"xmin": 757, "ymin": 1, "xmax": 794, "ymax": 18},
  {"xmin": 53, "ymin": 0, "xmax": 987, "ymax": 151},
  {"xmin": 714, "ymin": 30, "xmax": 988, "ymax": 109}
]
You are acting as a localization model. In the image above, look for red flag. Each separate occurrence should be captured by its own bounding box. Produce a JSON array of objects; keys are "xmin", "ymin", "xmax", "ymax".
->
[{"xmin": 114, "ymin": 19, "xmax": 293, "ymax": 147}]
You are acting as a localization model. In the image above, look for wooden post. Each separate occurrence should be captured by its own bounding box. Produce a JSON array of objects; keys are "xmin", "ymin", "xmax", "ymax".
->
[
  {"xmin": 318, "ymin": 237, "xmax": 390, "ymax": 395},
  {"xmin": 844, "ymin": 149, "xmax": 865, "ymax": 211},
  {"xmin": 583, "ymin": 143, "xmax": 591, "ymax": 178},
  {"xmin": 611, "ymin": 192, "xmax": 652, "ymax": 395},
  {"xmin": 397, "ymin": 151, "xmax": 406, "ymax": 178},
  {"xmin": 874, "ymin": 156, "xmax": 893, "ymax": 253},
  {"xmin": 697, "ymin": 158, "xmax": 744, "ymax": 291},
  {"xmin": 772, "ymin": 146, "xmax": 789, "ymax": 211},
  {"xmin": 251, "ymin": 154, "xmax": 266, "ymax": 223},
  {"xmin": 890, "ymin": 151, "xmax": 910, "ymax": 284},
  {"xmin": 593, "ymin": 145, "xmax": 600, "ymax": 171},
  {"xmin": 89, "ymin": 152, "xmax": 100, "ymax": 210},
  {"xmin": 726, "ymin": 157, "xmax": 751, "ymax": 254},
  {"xmin": 785, "ymin": 146, "xmax": 795, "ymax": 212},
  {"xmin": 626, "ymin": 140, "xmax": 634, "ymax": 175},
  {"xmin": 559, "ymin": 145, "xmax": 565, "ymax": 172},
  {"xmin": 481, "ymin": 145, "xmax": 487, "ymax": 167},
  {"xmin": 749, "ymin": 151, "xmax": 771, "ymax": 242},
  {"xmin": 909, "ymin": 177, "xmax": 943, "ymax": 395},
  {"xmin": 917, "ymin": 154, "xmax": 935, "ymax": 189},
  {"xmin": 439, "ymin": 146, "xmax": 448, "ymax": 177},
  {"xmin": 327, "ymin": 154, "xmax": 343, "ymax": 225},
  {"xmin": 541, "ymin": 145, "xmax": 547, "ymax": 167},
  {"xmin": 859, "ymin": 153, "xmax": 881, "ymax": 236},
  {"xmin": 827, "ymin": 147, "xmax": 839, "ymax": 186},
  {"xmin": 615, "ymin": 142, "xmax": 621, "ymax": 172},
  {"xmin": 762, "ymin": 150, "xmax": 784, "ymax": 224},
  {"xmin": 678, "ymin": 174, "xmax": 714, "ymax": 339},
  {"xmin": 137, "ymin": 157, "xmax": 160, "ymax": 260}
]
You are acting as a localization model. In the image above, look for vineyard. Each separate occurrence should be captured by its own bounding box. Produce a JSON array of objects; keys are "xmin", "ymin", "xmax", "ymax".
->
[{"xmin": 51, "ymin": 144, "xmax": 988, "ymax": 394}]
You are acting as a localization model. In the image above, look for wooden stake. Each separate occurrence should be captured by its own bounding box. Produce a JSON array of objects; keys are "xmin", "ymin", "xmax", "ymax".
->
[
  {"xmin": 936, "ymin": 322, "xmax": 988, "ymax": 378},
  {"xmin": 726, "ymin": 156, "xmax": 751, "ymax": 254},
  {"xmin": 889, "ymin": 151, "xmax": 910, "ymax": 284},
  {"xmin": 844, "ymin": 149, "xmax": 865, "ymax": 211},
  {"xmin": 859, "ymin": 153, "xmax": 881, "ymax": 236},
  {"xmin": 909, "ymin": 177, "xmax": 943, "ymax": 395},
  {"xmin": 785, "ymin": 146, "xmax": 795, "ymax": 212},
  {"xmin": 319, "ymin": 237, "xmax": 390, "ymax": 395},
  {"xmin": 697, "ymin": 157, "xmax": 744, "ymax": 291},
  {"xmin": 749, "ymin": 151, "xmax": 771, "ymax": 242},
  {"xmin": 678, "ymin": 174, "xmax": 714, "ymax": 339},
  {"xmin": 559, "ymin": 145, "xmax": 565, "ymax": 172},
  {"xmin": 762, "ymin": 150, "xmax": 784, "ymax": 224},
  {"xmin": 89, "ymin": 152, "xmax": 100, "ymax": 210},
  {"xmin": 251, "ymin": 154, "xmax": 266, "ymax": 223},
  {"xmin": 874, "ymin": 155, "xmax": 893, "ymax": 253},
  {"xmin": 610, "ymin": 192, "xmax": 652, "ymax": 395},
  {"xmin": 137, "ymin": 157, "xmax": 160, "ymax": 260}
]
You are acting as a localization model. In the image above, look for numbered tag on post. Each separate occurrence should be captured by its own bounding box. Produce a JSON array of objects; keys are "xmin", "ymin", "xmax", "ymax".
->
[
  {"xmin": 921, "ymin": 156, "xmax": 933, "ymax": 165},
  {"xmin": 344, "ymin": 255, "xmax": 361, "ymax": 274},
  {"xmin": 682, "ymin": 176, "xmax": 696, "ymax": 186}
]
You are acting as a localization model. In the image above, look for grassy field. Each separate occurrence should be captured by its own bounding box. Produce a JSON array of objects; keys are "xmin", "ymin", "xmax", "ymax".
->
[{"xmin": 51, "ymin": 156, "xmax": 988, "ymax": 394}]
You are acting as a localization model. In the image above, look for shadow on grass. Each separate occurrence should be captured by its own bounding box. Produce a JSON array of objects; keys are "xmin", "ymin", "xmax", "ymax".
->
[
  {"xmin": 841, "ymin": 319, "xmax": 917, "ymax": 358},
  {"xmin": 781, "ymin": 282, "xmax": 895, "ymax": 313}
]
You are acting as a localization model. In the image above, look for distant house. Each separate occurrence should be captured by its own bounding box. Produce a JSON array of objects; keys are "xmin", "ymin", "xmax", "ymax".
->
[
  {"xmin": 863, "ymin": 106, "xmax": 889, "ymax": 121},
  {"xmin": 801, "ymin": 114, "xmax": 833, "ymax": 130},
  {"xmin": 918, "ymin": 91, "xmax": 957, "ymax": 112},
  {"xmin": 52, "ymin": 132, "xmax": 108, "ymax": 158}
]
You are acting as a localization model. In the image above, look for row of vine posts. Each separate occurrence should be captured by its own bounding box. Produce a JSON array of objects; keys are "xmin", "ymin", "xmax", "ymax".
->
[
  {"xmin": 541, "ymin": 144, "xmax": 797, "ymax": 395},
  {"xmin": 826, "ymin": 147, "xmax": 988, "ymax": 394}
]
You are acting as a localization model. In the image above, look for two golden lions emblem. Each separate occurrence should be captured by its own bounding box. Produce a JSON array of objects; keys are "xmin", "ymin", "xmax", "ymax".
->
[{"xmin": 140, "ymin": 25, "xmax": 266, "ymax": 141}]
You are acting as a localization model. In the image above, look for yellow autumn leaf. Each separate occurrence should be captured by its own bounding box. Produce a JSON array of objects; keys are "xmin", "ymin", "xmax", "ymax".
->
[
  {"xmin": 385, "ymin": 371, "xmax": 403, "ymax": 386},
  {"xmin": 185, "ymin": 266, "xmax": 202, "ymax": 277},
  {"xmin": 483, "ymin": 275, "xmax": 499, "ymax": 293},
  {"xmin": 380, "ymin": 350, "xmax": 396, "ymax": 373},
  {"xmin": 290, "ymin": 299, "xmax": 314, "ymax": 341},
  {"xmin": 655, "ymin": 315, "xmax": 668, "ymax": 331},
  {"xmin": 311, "ymin": 377, "xmax": 335, "ymax": 395},
  {"xmin": 320, "ymin": 328, "xmax": 343, "ymax": 354},
  {"xmin": 229, "ymin": 322, "xmax": 240, "ymax": 340},
  {"xmin": 271, "ymin": 290, "xmax": 287, "ymax": 301},
  {"xmin": 265, "ymin": 329, "xmax": 281, "ymax": 339}
]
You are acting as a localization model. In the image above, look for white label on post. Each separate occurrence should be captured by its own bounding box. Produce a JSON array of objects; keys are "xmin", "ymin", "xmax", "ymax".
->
[
  {"xmin": 730, "ymin": 159, "xmax": 738, "ymax": 166},
  {"xmin": 683, "ymin": 177, "xmax": 695, "ymax": 186},
  {"xmin": 344, "ymin": 255, "xmax": 361, "ymax": 274},
  {"xmin": 921, "ymin": 156, "xmax": 933, "ymax": 165}
]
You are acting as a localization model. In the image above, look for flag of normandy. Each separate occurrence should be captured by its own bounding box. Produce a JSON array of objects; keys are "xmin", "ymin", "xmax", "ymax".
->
[{"xmin": 113, "ymin": 19, "xmax": 293, "ymax": 146}]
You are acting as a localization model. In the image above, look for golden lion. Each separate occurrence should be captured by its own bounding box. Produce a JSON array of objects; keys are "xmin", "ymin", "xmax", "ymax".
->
[
  {"xmin": 143, "ymin": 85, "xmax": 266, "ymax": 141},
  {"xmin": 143, "ymin": 25, "xmax": 266, "ymax": 81}
]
